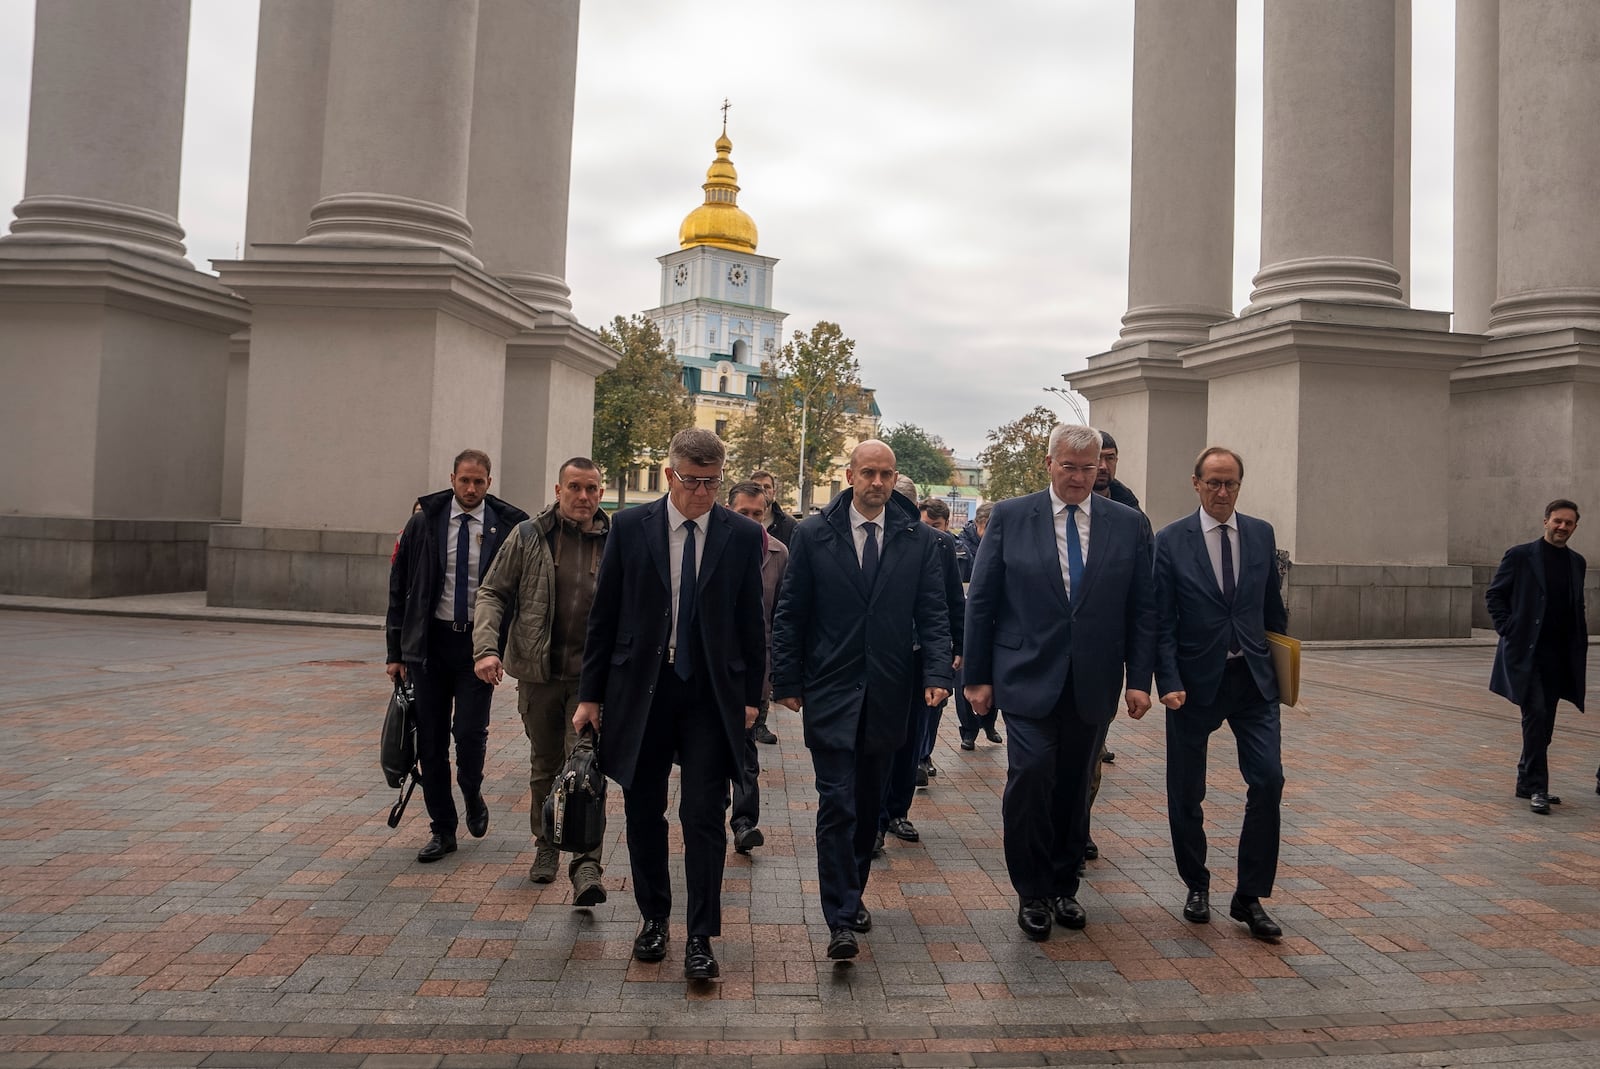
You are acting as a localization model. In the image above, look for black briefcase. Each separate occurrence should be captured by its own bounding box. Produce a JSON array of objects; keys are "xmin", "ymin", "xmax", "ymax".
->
[
  {"xmin": 379, "ymin": 678, "xmax": 420, "ymax": 827},
  {"xmin": 540, "ymin": 727, "xmax": 606, "ymax": 853}
]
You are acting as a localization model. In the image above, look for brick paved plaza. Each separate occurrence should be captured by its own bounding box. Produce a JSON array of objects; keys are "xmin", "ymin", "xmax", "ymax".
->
[{"xmin": 1, "ymin": 607, "xmax": 1599, "ymax": 1067}]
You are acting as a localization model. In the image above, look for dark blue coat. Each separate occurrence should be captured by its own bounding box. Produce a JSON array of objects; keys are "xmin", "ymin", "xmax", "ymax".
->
[
  {"xmin": 771, "ymin": 489, "xmax": 954, "ymax": 755},
  {"xmin": 1152, "ymin": 510, "xmax": 1288, "ymax": 706},
  {"xmin": 963, "ymin": 490, "xmax": 1155, "ymax": 722},
  {"xmin": 1486, "ymin": 539, "xmax": 1588, "ymax": 710},
  {"xmin": 577, "ymin": 498, "xmax": 768, "ymax": 790}
]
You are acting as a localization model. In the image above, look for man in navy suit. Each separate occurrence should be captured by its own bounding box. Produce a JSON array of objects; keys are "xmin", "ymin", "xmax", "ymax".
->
[
  {"xmin": 575, "ymin": 429, "xmax": 766, "ymax": 982},
  {"xmin": 1486, "ymin": 499, "xmax": 1588, "ymax": 814},
  {"xmin": 1154, "ymin": 446, "xmax": 1289, "ymax": 941},
  {"xmin": 771, "ymin": 440, "xmax": 953, "ymax": 961},
  {"xmin": 964, "ymin": 424, "xmax": 1156, "ymax": 941},
  {"xmin": 386, "ymin": 449, "xmax": 529, "ymax": 864}
]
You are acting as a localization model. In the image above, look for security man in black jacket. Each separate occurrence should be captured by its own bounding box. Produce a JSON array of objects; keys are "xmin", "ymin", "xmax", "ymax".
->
[{"xmin": 386, "ymin": 449, "xmax": 529, "ymax": 863}]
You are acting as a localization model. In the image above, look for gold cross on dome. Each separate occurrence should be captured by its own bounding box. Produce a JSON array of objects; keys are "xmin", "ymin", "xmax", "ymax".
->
[{"xmin": 721, "ymin": 98, "xmax": 731, "ymax": 130}]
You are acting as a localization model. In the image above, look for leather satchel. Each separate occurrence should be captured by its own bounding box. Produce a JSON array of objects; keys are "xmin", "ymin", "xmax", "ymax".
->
[
  {"xmin": 540, "ymin": 726, "xmax": 606, "ymax": 853},
  {"xmin": 380, "ymin": 678, "xmax": 420, "ymax": 827}
]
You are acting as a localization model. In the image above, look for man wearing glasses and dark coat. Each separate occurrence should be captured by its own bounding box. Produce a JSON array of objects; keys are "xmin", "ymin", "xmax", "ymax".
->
[{"xmin": 575, "ymin": 428, "xmax": 767, "ymax": 983}]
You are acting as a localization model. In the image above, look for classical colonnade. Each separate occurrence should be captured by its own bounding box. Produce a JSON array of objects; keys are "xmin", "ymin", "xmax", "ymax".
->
[
  {"xmin": 0, "ymin": 0, "xmax": 612, "ymax": 612},
  {"xmin": 1073, "ymin": 0, "xmax": 1600, "ymax": 637}
]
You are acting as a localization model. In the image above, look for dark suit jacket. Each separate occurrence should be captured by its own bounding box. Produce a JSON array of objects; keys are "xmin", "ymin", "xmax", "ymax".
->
[
  {"xmin": 578, "ymin": 498, "xmax": 768, "ymax": 790},
  {"xmin": 1487, "ymin": 538, "xmax": 1588, "ymax": 710},
  {"xmin": 386, "ymin": 489, "xmax": 529, "ymax": 666},
  {"xmin": 963, "ymin": 490, "xmax": 1155, "ymax": 722},
  {"xmin": 1152, "ymin": 509, "xmax": 1288, "ymax": 707},
  {"xmin": 771, "ymin": 489, "xmax": 954, "ymax": 754}
]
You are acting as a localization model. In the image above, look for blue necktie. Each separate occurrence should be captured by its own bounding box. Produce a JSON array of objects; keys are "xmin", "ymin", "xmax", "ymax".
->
[
  {"xmin": 1065, "ymin": 504, "xmax": 1085, "ymax": 603},
  {"xmin": 675, "ymin": 519, "xmax": 697, "ymax": 681},
  {"xmin": 453, "ymin": 513, "xmax": 472, "ymax": 625},
  {"xmin": 861, "ymin": 521, "xmax": 879, "ymax": 590}
]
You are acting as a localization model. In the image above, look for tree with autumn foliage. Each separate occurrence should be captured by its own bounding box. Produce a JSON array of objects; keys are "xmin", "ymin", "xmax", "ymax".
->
[
  {"xmin": 977, "ymin": 404, "xmax": 1057, "ymax": 501},
  {"xmin": 592, "ymin": 315, "xmax": 694, "ymax": 508}
]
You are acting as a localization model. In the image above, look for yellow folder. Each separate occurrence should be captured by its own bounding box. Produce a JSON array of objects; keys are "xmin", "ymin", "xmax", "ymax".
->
[{"xmin": 1266, "ymin": 631, "xmax": 1301, "ymax": 708}]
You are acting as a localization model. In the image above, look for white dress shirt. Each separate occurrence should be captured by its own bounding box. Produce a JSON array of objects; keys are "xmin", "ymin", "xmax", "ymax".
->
[
  {"xmin": 666, "ymin": 497, "xmax": 709, "ymax": 656},
  {"xmin": 849, "ymin": 502, "xmax": 883, "ymax": 565},
  {"xmin": 436, "ymin": 498, "xmax": 486, "ymax": 621},
  {"xmin": 1047, "ymin": 485, "xmax": 1091, "ymax": 600}
]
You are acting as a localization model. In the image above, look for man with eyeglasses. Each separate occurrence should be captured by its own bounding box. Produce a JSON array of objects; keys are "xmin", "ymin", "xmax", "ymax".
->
[
  {"xmin": 1153, "ymin": 446, "xmax": 1289, "ymax": 942},
  {"xmin": 771, "ymin": 440, "xmax": 953, "ymax": 961},
  {"xmin": 575, "ymin": 429, "xmax": 766, "ymax": 983},
  {"xmin": 964, "ymin": 424, "xmax": 1155, "ymax": 940}
]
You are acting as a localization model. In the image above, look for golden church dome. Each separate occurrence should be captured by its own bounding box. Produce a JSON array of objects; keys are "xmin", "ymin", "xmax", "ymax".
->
[{"xmin": 679, "ymin": 130, "xmax": 758, "ymax": 253}]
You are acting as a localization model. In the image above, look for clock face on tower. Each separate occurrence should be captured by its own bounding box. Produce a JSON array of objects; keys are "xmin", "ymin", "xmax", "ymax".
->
[
  {"xmin": 674, "ymin": 264, "xmax": 688, "ymax": 286},
  {"xmin": 727, "ymin": 264, "xmax": 748, "ymax": 287}
]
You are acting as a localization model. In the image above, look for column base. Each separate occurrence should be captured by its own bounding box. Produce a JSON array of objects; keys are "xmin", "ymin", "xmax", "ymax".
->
[
  {"xmin": 499, "ymin": 310, "xmax": 618, "ymax": 510},
  {"xmin": 1450, "ymin": 328, "xmax": 1600, "ymax": 625},
  {"xmin": 1284, "ymin": 564, "xmax": 1473, "ymax": 640},
  {"xmin": 0, "ymin": 516, "xmax": 210, "ymax": 598},
  {"xmin": 1067, "ymin": 340, "xmax": 1208, "ymax": 528},
  {"xmin": 207, "ymin": 524, "xmax": 395, "ymax": 615}
]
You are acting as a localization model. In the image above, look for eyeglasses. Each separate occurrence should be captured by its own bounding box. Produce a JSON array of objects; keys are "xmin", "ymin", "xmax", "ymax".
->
[
  {"xmin": 672, "ymin": 472, "xmax": 723, "ymax": 492},
  {"xmin": 1201, "ymin": 480, "xmax": 1241, "ymax": 493},
  {"xmin": 1054, "ymin": 463, "xmax": 1099, "ymax": 476}
]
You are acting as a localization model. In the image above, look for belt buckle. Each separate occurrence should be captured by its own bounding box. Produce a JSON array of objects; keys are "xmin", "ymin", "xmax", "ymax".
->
[
  {"xmin": 666, "ymin": 648, "xmax": 676, "ymax": 664},
  {"xmin": 451, "ymin": 620, "xmax": 472, "ymax": 633}
]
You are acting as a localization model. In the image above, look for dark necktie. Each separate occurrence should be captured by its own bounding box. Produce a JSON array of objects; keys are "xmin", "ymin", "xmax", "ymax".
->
[
  {"xmin": 860, "ymin": 520, "xmax": 879, "ymax": 590},
  {"xmin": 454, "ymin": 513, "xmax": 472, "ymax": 625},
  {"xmin": 675, "ymin": 519, "xmax": 697, "ymax": 681},
  {"xmin": 1065, "ymin": 504, "xmax": 1085, "ymax": 603},
  {"xmin": 1220, "ymin": 522, "xmax": 1240, "ymax": 653}
]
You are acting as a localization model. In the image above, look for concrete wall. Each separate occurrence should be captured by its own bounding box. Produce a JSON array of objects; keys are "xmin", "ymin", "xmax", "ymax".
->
[
  {"xmin": 208, "ymin": 523, "xmax": 394, "ymax": 615},
  {"xmin": 0, "ymin": 516, "xmax": 209, "ymax": 597}
]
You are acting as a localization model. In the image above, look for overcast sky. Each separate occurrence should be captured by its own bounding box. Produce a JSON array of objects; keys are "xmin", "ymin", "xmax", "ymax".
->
[{"xmin": 0, "ymin": 1, "xmax": 1456, "ymax": 458}]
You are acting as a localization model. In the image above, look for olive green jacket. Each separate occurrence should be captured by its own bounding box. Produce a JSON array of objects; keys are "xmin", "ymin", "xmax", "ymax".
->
[{"xmin": 473, "ymin": 504, "xmax": 610, "ymax": 681}]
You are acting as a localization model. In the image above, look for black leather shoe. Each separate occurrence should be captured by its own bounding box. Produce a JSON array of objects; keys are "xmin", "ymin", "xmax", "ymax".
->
[
  {"xmin": 1051, "ymin": 896, "xmax": 1087, "ymax": 930},
  {"xmin": 1083, "ymin": 839, "xmax": 1099, "ymax": 861},
  {"xmin": 872, "ymin": 830, "xmax": 885, "ymax": 858},
  {"xmin": 850, "ymin": 907, "xmax": 872, "ymax": 933},
  {"xmin": 416, "ymin": 833, "xmax": 456, "ymax": 863},
  {"xmin": 1102, "ymin": 750, "xmax": 1115, "ymax": 763},
  {"xmin": 753, "ymin": 726, "xmax": 778, "ymax": 744},
  {"xmin": 1229, "ymin": 897, "xmax": 1282, "ymax": 940},
  {"xmin": 914, "ymin": 763, "xmax": 929, "ymax": 787},
  {"xmin": 1516, "ymin": 790, "xmax": 1561, "ymax": 804},
  {"xmin": 827, "ymin": 928, "xmax": 858, "ymax": 960},
  {"xmin": 984, "ymin": 727, "xmax": 1003, "ymax": 744},
  {"xmin": 959, "ymin": 737, "xmax": 976, "ymax": 751},
  {"xmin": 733, "ymin": 824, "xmax": 765, "ymax": 854},
  {"xmin": 684, "ymin": 935, "xmax": 718, "ymax": 980},
  {"xmin": 632, "ymin": 919, "xmax": 668, "ymax": 963},
  {"xmin": 1017, "ymin": 898, "xmax": 1052, "ymax": 940},
  {"xmin": 1183, "ymin": 890, "xmax": 1211, "ymax": 924},
  {"xmin": 926, "ymin": 761, "xmax": 938, "ymax": 778},
  {"xmin": 1530, "ymin": 791, "xmax": 1552, "ymax": 814},
  {"xmin": 464, "ymin": 794, "xmax": 488, "ymax": 838},
  {"xmin": 887, "ymin": 817, "xmax": 919, "ymax": 842}
]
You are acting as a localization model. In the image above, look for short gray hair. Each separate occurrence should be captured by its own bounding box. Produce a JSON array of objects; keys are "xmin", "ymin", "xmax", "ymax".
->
[
  {"xmin": 894, "ymin": 475, "xmax": 917, "ymax": 497},
  {"xmin": 668, "ymin": 428, "xmax": 725, "ymax": 468},
  {"xmin": 1047, "ymin": 423, "xmax": 1102, "ymax": 458}
]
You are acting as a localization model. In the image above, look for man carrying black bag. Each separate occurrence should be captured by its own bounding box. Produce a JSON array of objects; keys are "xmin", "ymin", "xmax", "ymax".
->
[{"xmin": 386, "ymin": 450, "xmax": 528, "ymax": 864}]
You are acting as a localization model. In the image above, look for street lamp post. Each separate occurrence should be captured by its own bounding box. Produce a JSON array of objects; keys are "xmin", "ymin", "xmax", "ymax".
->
[{"xmin": 1042, "ymin": 385, "xmax": 1089, "ymax": 424}]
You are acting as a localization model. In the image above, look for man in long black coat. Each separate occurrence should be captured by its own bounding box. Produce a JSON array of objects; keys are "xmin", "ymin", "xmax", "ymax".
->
[
  {"xmin": 1486, "ymin": 499, "xmax": 1588, "ymax": 814},
  {"xmin": 576, "ymin": 429, "xmax": 766, "ymax": 982},
  {"xmin": 771, "ymin": 440, "xmax": 953, "ymax": 961}
]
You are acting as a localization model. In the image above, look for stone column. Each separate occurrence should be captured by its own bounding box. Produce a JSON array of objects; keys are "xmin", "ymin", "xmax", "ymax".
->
[
  {"xmin": 0, "ymin": 0, "xmax": 250, "ymax": 597},
  {"xmin": 1180, "ymin": 0, "xmax": 1478, "ymax": 639},
  {"xmin": 212, "ymin": 0, "xmax": 555, "ymax": 615},
  {"xmin": 466, "ymin": 0, "xmax": 617, "ymax": 507},
  {"xmin": 1486, "ymin": 0, "xmax": 1600, "ymax": 336},
  {"xmin": 1072, "ymin": 0, "xmax": 1232, "ymax": 528},
  {"xmin": 1450, "ymin": 1, "xmax": 1600, "ymax": 626},
  {"xmin": 5, "ymin": 0, "xmax": 191, "ymax": 264},
  {"xmin": 1452, "ymin": 0, "xmax": 1498, "ymax": 335},
  {"xmin": 1247, "ymin": 0, "xmax": 1405, "ymax": 311},
  {"xmin": 223, "ymin": 0, "xmax": 337, "ymax": 521},
  {"xmin": 300, "ymin": 0, "xmax": 481, "ymax": 265}
]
